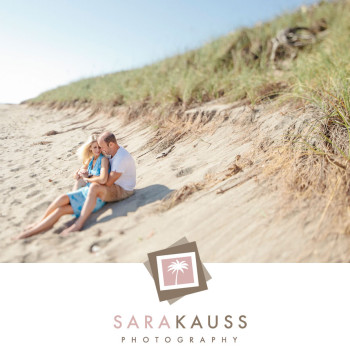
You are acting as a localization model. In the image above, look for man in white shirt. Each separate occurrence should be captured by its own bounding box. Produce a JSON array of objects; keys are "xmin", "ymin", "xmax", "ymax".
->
[{"xmin": 61, "ymin": 131, "xmax": 136, "ymax": 235}]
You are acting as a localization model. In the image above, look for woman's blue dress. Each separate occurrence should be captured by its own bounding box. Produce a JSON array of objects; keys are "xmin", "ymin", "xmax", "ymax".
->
[{"xmin": 67, "ymin": 154, "xmax": 110, "ymax": 218}]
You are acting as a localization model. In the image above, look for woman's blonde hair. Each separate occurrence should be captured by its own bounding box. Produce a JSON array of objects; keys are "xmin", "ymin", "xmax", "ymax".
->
[{"xmin": 76, "ymin": 134, "xmax": 99, "ymax": 165}]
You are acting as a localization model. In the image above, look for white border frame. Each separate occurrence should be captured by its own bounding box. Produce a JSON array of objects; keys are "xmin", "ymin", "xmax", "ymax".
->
[{"xmin": 156, "ymin": 252, "xmax": 199, "ymax": 291}]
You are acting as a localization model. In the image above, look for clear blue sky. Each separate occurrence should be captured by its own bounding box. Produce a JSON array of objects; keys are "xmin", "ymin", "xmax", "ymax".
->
[{"xmin": 0, "ymin": 0, "xmax": 320, "ymax": 104}]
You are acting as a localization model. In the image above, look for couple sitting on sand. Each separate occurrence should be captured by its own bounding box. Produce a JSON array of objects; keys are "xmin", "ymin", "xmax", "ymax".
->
[{"xmin": 15, "ymin": 131, "xmax": 136, "ymax": 240}]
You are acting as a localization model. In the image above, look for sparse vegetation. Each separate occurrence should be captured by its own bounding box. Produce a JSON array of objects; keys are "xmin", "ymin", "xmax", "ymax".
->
[
  {"xmin": 26, "ymin": 0, "xmax": 347, "ymax": 113},
  {"xmin": 256, "ymin": 1, "xmax": 350, "ymax": 233}
]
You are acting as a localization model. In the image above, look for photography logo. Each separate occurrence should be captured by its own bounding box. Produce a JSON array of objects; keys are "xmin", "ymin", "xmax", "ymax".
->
[{"xmin": 144, "ymin": 237, "xmax": 211, "ymax": 304}]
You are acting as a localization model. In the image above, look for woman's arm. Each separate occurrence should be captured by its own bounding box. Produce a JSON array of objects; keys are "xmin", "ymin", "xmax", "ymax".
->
[{"xmin": 84, "ymin": 158, "xmax": 109, "ymax": 185}]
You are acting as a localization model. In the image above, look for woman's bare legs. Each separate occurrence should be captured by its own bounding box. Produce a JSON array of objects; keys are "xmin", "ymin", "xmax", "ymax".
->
[
  {"xmin": 14, "ymin": 205, "xmax": 74, "ymax": 240},
  {"xmin": 24, "ymin": 194, "xmax": 70, "ymax": 230}
]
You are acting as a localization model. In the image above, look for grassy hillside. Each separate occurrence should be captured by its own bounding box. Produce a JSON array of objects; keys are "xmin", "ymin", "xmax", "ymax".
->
[
  {"xmin": 27, "ymin": 0, "xmax": 350, "ymax": 112},
  {"xmin": 25, "ymin": 0, "xmax": 350, "ymax": 234}
]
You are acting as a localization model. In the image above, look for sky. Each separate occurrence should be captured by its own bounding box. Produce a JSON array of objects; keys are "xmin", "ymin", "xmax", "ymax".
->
[{"xmin": 0, "ymin": 0, "xmax": 320, "ymax": 104}]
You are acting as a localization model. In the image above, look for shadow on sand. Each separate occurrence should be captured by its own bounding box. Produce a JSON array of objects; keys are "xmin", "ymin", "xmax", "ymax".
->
[{"xmin": 82, "ymin": 184, "xmax": 173, "ymax": 229}]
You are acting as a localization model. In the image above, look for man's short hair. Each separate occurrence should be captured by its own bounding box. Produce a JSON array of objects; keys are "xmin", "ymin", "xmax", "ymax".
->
[{"xmin": 101, "ymin": 132, "xmax": 117, "ymax": 145}]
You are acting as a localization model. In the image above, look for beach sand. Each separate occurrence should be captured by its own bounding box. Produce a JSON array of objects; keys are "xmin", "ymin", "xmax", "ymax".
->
[{"xmin": 1, "ymin": 101, "xmax": 350, "ymax": 262}]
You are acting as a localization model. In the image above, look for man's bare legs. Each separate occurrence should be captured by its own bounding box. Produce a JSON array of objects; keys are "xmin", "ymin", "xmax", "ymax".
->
[
  {"xmin": 14, "ymin": 205, "xmax": 74, "ymax": 240},
  {"xmin": 60, "ymin": 183, "xmax": 106, "ymax": 236},
  {"xmin": 24, "ymin": 194, "xmax": 71, "ymax": 230}
]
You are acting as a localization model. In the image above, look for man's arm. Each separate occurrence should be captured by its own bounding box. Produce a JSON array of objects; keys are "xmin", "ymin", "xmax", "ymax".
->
[{"xmin": 105, "ymin": 171, "xmax": 122, "ymax": 187}]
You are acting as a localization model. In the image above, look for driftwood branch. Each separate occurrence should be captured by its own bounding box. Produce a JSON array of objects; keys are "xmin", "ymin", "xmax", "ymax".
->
[{"xmin": 156, "ymin": 145, "xmax": 176, "ymax": 159}]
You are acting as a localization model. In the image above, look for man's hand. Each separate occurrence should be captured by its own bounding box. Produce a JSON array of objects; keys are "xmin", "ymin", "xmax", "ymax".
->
[{"xmin": 105, "ymin": 171, "xmax": 122, "ymax": 186}]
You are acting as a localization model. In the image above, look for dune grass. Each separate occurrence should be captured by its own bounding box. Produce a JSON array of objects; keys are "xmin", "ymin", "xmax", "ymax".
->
[
  {"xmin": 27, "ymin": 0, "xmax": 349, "ymax": 112},
  {"xmin": 253, "ymin": 1, "xmax": 350, "ymax": 234}
]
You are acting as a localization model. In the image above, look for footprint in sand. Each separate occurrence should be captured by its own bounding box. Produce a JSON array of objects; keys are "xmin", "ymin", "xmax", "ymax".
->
[
  {"xmin": 89, "ymin": 238, "xmax": 113, "ymax": 253},
  {"xmin": 26, "ymin": 190, "xmax": 41, "ymax": 198},
  {"xmin": 176, "ymin": 167, "xmax": 194, "ymax": 177},
  {"xmin": 21, "ymin": 252, "xmax": 38, "ymax": 263},
  {"xmin": 8, "ymin": 217, "xmax": 21, "ymax": 227},
  {"xmin": 22, "ymin": 184, "xmax": 35, "ymax": 190}
]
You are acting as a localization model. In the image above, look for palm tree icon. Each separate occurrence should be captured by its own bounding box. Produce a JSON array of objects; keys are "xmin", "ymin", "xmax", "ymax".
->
[{"xmin": 168, "ymin": 259, "xmax": 189, "ymax": 285}]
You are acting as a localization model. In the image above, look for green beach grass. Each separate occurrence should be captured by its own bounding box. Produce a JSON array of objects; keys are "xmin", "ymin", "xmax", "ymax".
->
[{"xmin": 26, "ymin": 0, "xmax": 350, "ymax": 113}]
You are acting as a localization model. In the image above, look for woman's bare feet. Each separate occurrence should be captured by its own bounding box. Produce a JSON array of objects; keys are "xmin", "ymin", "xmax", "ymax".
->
[
  {"xmin": 11, "ymin": 235, "xmax": 21, "ymax": 241},
  {"xmin": 12, "ymin": 230, "xmax": 30, "ymax": 241},
  {"xmin": 60, "ymin": 222, "xmax": 83, "ymax": 237}
]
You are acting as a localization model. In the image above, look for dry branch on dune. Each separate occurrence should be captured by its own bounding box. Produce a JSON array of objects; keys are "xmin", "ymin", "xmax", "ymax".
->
[{"xmin": 157, "ymin": 155, "xmax": 253, "ymax": 212}]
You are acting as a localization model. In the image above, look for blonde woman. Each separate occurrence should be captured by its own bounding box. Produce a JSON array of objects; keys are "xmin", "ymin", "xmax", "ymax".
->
[{"xmin": 14, "ymin": 135, "xmax": 110, "ymax": 240}]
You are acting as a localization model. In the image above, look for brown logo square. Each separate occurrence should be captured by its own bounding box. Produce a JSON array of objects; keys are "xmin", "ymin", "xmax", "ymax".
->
[{"xmin": 144, "ymin": 238, "xmax": 211, "ymax": 304}]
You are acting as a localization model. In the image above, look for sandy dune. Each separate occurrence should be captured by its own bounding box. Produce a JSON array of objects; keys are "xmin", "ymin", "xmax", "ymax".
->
[{"xmin": 1, "ymin": 101, "xmax": 350, "ymax": 262}]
